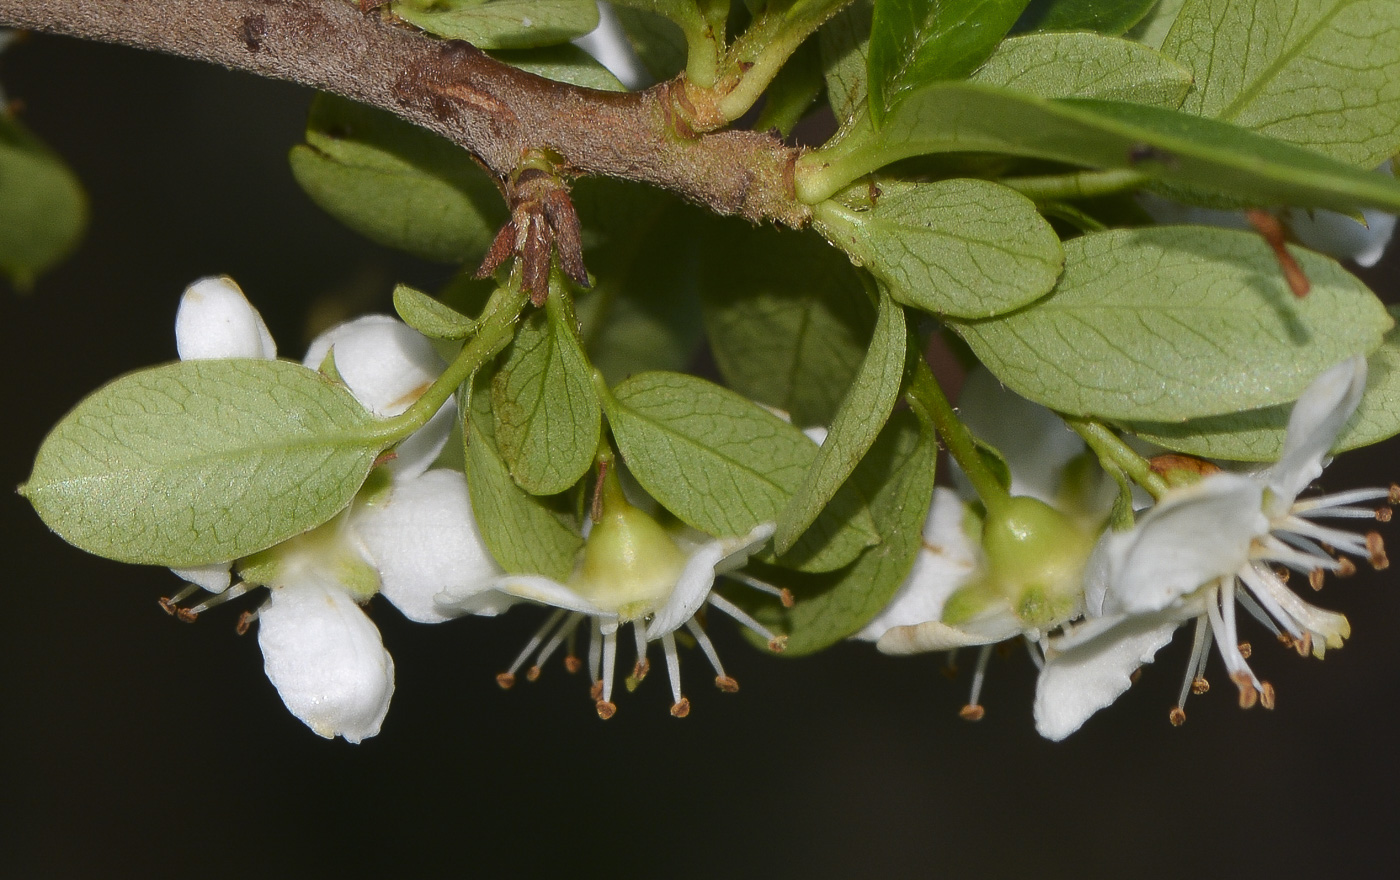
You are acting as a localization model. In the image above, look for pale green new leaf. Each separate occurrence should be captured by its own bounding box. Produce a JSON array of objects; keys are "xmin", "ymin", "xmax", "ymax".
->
[
  {"xmin": 813, "ymin": 178, "xmax": 1064, "ymax": 318},
  {"xmin": 392, "ymin": 0, "xmax": 600, "ymax": 49},
  {"xmin": 0, "ymin": 113, "xmax": 87, "ymax": 289},
  {"xmin": 1122, "ymin": 306, "xmax": 1400, "ymax": 460},
  {"xmin": 492, "ymin": 44, "xmax": 626, "ymax": 90},
  {"xmin": 393, "ymin": 284, "xmax": 478, "ymax": 339},
  {"xmin": 464, "ymin": 372, "xmax": 582, "ymax": 580},
  {"xmin": 774, "ymin": 286, "xmax": 906, "ymax": 553},
  {"xmin": 23, "ymin": 360, "xmax": 386, "ymax": 568},
  {"xmin": 799, "ymin": 84, "xmax": 1400, "ymax": 214},
  {"xmin": 866, "ymin": 0, "xmax": 1030, "ymax": 126},
  {"xmin": 290, "ymin": 94, "xmax": 504, "ymax": 263},
  {"xmin": 746, "ymin": 410, "xmax": 937, "ymax": 655},
  {"xmin": 971, "ymin": 32, "xmax": 1193, "ymax": 107},
  {"xmin": 952, "ymin": 226, "xmax": 1393, "ymax": 421},
  {"xmin": 699, "ymin": 224, "xmax": 874, "ymax": 427},
  {"xmin": 1164, "ymin": 0, "xmax": 1400, "ymax": 169},
  {"xmin": 491, "ymin": 303, "xmax": 601, "ymax": 495}
]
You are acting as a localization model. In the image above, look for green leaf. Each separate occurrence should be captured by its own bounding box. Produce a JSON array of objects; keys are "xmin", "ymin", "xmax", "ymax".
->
[
  {"xmin": 392, "ymin": 0, "xmax": 600, "ymax": 49},
  {"xmin": 602, "ymin": 371, "xmax": 878, "ymax": 570},
  {"xmin": 491, "ymin": 44, "xmax": 626, "ymax": 90},
  {"xmin": 799, "ymin": 84, "xmax": 1400, "ymax": 214},
  {"xmin": 813, "ymin": 178, "xmax": 1064, "ymax": 318},
  {"xmin": 1163, "ymin": 0, "xmax": 1400, "ymax": 169},
  {"xmin": 464, "ymin": 371, "xmax": 582, "ymax": 579},
  {"xmin": 699, "ymin": 224, "xmax": 875, "ymax": 427},
  {"xmin": 1125, "ymin": 0, "xmax": 1186, "ymax": 48},
  {"xmin": 0, "ymin": 113, "xmax": 87, "ymax": 289},
  {"xmin": 744, "ymin": 410, "xmax": 938, "ymax": 655},
  {"xmin": 612, "ymin": 5, "xmax": 690, "ymax": 82},
  {"xmin": 820, "ymin": 0, "xmax": 873, "ymax": 126},
  {"xmin": 867, "ymin": 0, "xmax": 1030, "ymax": 126},
  {"xmin": 951, "ymin": 226, "xmax": 1394, "ymax": 421},
  {"xmin": 393, "ymin": 284, "xmax": 478, "ymax": 339},
  {"xmin": 601, "ymin": 372, "xmax": 815, "ymax": 538},
  {"xmin": 774, "ymin": 286, "xmax": 907, "ymax": 552},
  {"xmin": 1122, "ymin": 306, "xmax": 1400, "ymax": 461},
  {"xmin": 23, "ymin": 360, "xmax": 385, "ymax": 568},
  {"xmin": 491, "ymin": 297, "xmax": 601, "ymax": 495},
  {"xmin": 971, "ymin": 32, "xmax": 1193, "ymax": 107},
  {"xmin": 569, "ymin": 180, "xmax": 706, "ymax": 384},
  {"xmin": 1015, "ymin": 0, "xmax": 1158, "ymax": 34},
  {"xmin": 289, "ymin": 93, "xmax": 505, "ymax": 263},
  {"xmin": 753, "ymin": 38, "xmax": 825, "ymax": 136}
]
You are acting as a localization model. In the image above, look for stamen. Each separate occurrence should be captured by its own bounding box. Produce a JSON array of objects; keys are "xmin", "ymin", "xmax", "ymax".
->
[
  {"xmin": 684, "ymin": 618, "xmax": 728, "ymax": 683},
  {"xmin": 502, "ymin": 609, "xmax": 566, "ymax": 685},
  {"xmin": 1236, "ymin": 588, "xmax": 1283, "ymax": 639},
  {"xmin": 600, "ymin": 628, "xmax": 618, "ymax": 704},
  {"xmin": 960, "ymin": 645, "xmax": 993, "ymax": 722},
  {"xmin": 661, "ymin": 632, "xmax": 686, "ymax": 715},
  {"xmin": 235, "ymin": 609, "xmax": 258, "ymax": 635},
  {"xmin": 670, "ymin": 698, "xmax": 691, "ymax": 718},
  {"xmin": 1280, "ymin": 519, "xmax": 1370, "ymax": 558},
  {"xmin": 157, "ymin": 584, "xmax": 200, "ymax": 615},
  {"xmin": 589, "ymin": 680, "xmax": 604, "ymax": 701},
  {"xmin": 532, "ymin": 612, "xmax": 583, "ymax": 681},
  {"xmin": 1337, "ymin": 558, "xmax": 1357, "ymax": 578},
  {"xmin": 1260, "ymin": 681, "xmax": 1277, "ymax": 710},
  {"xmin": 707, "ymin": 592, "xmax": 787, "ymax": 653},
  {"xmin": 715, "ymin": 676, "xmax": 740, "ymax": 693},
  {"xmin": 1024, "ymin": 636, "xmax": 1045, "ymax": 672},
  {"xmin": 727, "ymin": 572, "xmax": 795, "ymax": 608},
  {"xmin": 941, "ymin": 650, "xmax": 960, "ymax": 680},
  {"xmin": 1232, "ymin": 672, "xmax": 1259, "ymax": 709},
  {"xmin": 1376, "ymin": 507, "xmax": 1392, "ymax": 523},
  {"xmin": 1178, "ymin": 617, "xmax": 1211, "ymax": 708},
  {"xmin": 1293, "ymin": 487, "xmax": 1392, "ymax": 512},
  {"xmin": 1309, "ymin": 568, "xmax": 1326, "ymax": 590},
  {"xmin": 626, "ymin": 624, "xmax": 650, "ymax": 691},
  {"xmin": 1294, "ymin": 632, "xmax": 1313, "ymax": 657},
  {"xmin": 595, "ymin": 700, "xmax": 616, "ymax": 720},
  {"xmin": 564, "ymin": 628, "xmax": 581, "ymax": 673},
  {"xmin": 1391, "ymin": 483, "xmax": 1400, "ymax": 505},
  {"xmin": 1367, "ymin": 531, "xmax": 1389, "ymax": 570},
  {"xmin": 1169, "ymin": 707, "xmax": 1187, "ymax": 727},
  {"xmin": 183, "ymin": 581, "xmax": 252, "ymax": 618},
  {"xmin": 1192, "ymin": 678, "xmax": 1210, "ymax": 695},
  {"xmin": 1238, "ymin": 642, "xmax": 1252, "ymax": 660},
  {"xmin": 588, "ymin": 618, "xmax": 603, "ymax": 683}
]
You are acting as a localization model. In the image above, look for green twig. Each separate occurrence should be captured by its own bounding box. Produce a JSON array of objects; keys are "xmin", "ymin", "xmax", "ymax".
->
[
  {"xmin": 1066, "ymin": 417, "xmax": 1170, "ymax": 501},
  {"xmin": 907, "ymin": 360, "xmax": 1009, "ymax": 514}
]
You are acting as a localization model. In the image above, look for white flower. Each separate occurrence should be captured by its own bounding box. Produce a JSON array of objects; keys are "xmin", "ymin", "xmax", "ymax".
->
[
  {"xmin": 1035, "ymin": 356, "xmax": 1392, "ymax": 740},
  {"xmin": 437, "ymin": 468, "xmax": 778, "ymax": 718},
  {"xmin": 862, "ymin": 369, "xmax": 1112, "ymax": 719},
  {"xmin": 160, "ymin": 276, "xmax": 492, "ymax": 741}
]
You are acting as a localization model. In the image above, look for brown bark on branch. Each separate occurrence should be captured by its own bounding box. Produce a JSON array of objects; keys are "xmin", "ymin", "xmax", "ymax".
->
[{"xmin": 0, "ymin": 0, "xmax": 810, "ymax": 226}]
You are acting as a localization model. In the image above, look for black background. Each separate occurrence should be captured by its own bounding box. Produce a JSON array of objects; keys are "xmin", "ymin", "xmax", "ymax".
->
[{"xmin": 3, "ymin": 33, "xmax": 1399, "ymax": 880}]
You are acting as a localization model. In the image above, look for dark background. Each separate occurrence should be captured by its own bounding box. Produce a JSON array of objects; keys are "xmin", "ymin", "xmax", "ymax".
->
[{"xmin": 4, "ymin": 33, "xmax": 1399, "ymax": 880}]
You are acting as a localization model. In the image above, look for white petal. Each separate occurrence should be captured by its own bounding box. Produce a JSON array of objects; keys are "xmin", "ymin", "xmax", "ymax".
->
[
  {"xmin": 1101, "ymin": 473, "xmax": 1266, "ymax": 615},
  {"xmin": 646, "ymin": 522, "xmax": 776, "ymax": 638},
  {"xmin": 853, "ymin": 489, "xmax": 979, "ymax": 641},
  {"xmin": 956, "ymin": 367, "xmax": 1101, "ymax": 508},
  {"xmin": 385, "ymin": 399, "xmax": 456, "ymax": 479},
  {"xmin": 257, "ymin": 580, "xmax": 394, "ymax": 743},
  {"xmin": 490, "ymin": 575, "xmax": 614, "ymax": 619},
  {"xmin": 171, "ymin": 562, "xmax": 232, "ymax": 594},
  {"xmin": 1264, "ymin": 357, "xmax": 1367, "ymax": 510},
  {"xmin": 353, "ymin": 469, "xmax": 502, "ymax": 624},
  {"xmin": 1289, "ymin": 207, "xmax": 1397, "ymax": 268},
  {"xmin": 1034, "ymin": 610, "xmax": 1184, "ymax": 741},
  {"xmin": 875, "ymin": 614, "xmax": 1021, "ymax": 654},
  {"xmin": 303, "ymin": 315, "xmax": 445, "ymax": 417},
  {"xmin": 175, "ymin": 276, "xmax": 276, "ymax": 361}
]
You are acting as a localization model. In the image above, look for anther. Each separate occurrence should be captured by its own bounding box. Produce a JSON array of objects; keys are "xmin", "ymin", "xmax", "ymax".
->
[
  {"xmin": 780, "ymin": 588, "xmax": 795, "ymax": 609},
  {"xmin": 564, "ymin": 655, "xmax": 582, "ymax": 674},
  {"xmin": 235, "ymin": 610, "xmax": 257, "ymax": 636},
  {"xmin": 1295, "ymin": 632, "xmax": 1313, "ymax": 657},
  {"xmin": 595, "ymin": 700, "xmax": 617, "ymax": 720},
  {"xmin": 1169, "ymin": 707, "xmax": 1187, "ymax": 727},
  {"xmin": 1377, "ymin": 507, "xmax": 1392, "ymax": 523},
  {"xmin": 1129, "ymin": 669, "xmax": 1143, "ymax": 685},
  {"xmin": 715, "ymin": 675, "xmax": 739, "ymax": 693},
  {"xmin": 1238, "ymin": 641, "xmax": 1252, "ymax": 659},
  {"xmin": 1390, "ymin": 483, "xmax": 1400, "ymax": 505},
  {"xmin": 631, "ymin": 659, "xmax": 650, "ymax": 683},
  {"xmin": 768, "ymin": 636, "xmax": 788, "ymax": 653},
  {"xmin": 959, "ymin": 704, "xmax": 985, "ymax": 722},
  {"xmin": 176, "ymin": 607, "xmax": 198, "ymax": 624},
  {"xmin": 1367, "ymin": 531, "xmax": 1389, "ymax": 570},
  {"xmin": 1337, "ymin": 558, "xmax": 1357, "ymax": 578},
  {"xmin": 526, "ymin": 665, "xmax": 542, "ymax": 682},
  {"xmin": 1309, "ymin": 568, "xmax": 1326, "ymax": 591},
  {"xmin": 1260, "ymin": 681, "xmax": 1276, "ymax": 710},
  {"xmin": 158, "ymin": 584, "xmax": 200, "ymax": 615},
  {"xmin": 1278, "ymin": 632, "xmax": 1296, "ymax": 649},
  {"xmin": 589, "ymin": 680, "xmax": 604, "ymax": 701},
  {"xmin": 1191, "ymin": 677, "xmax": 1210, "ymax": 695},
  {"xmin": 670, "ymin": 698, "xmax": 691, "ymax": 718},
  {"xmin": 1232, "ymin": 672, "xmax": 1259, "ymax": 709},
  {"xmin": 496, "ymin": 672, "xmax": 516, "ymax": 690},
  {"xmin": 1274, "ymin": 567, "xmax": 1291, "ymax": 583}
]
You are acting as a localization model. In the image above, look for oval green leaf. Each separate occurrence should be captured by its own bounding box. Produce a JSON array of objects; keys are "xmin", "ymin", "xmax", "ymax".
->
[
  {"xmin": 814, "ymin": 179, "xmax": 1064, "ymax": 318},
  {"xmin": 23, "ymin": 360, "xmax": 387, "ymax": 568},
  {"xmin": 951, "ymin": 226, "xmax": 1394, "ymax": 421},
  {"xmin": 0, "ymin": 113, "xmax": 87, "ymax": 289},
  {"xmin": 392, "ymin": 0, "xmax": 601, "ymax": 50},
  {"xmin": 971, "ymin": 32, "xmax": 1193, "ymax": 107}
]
